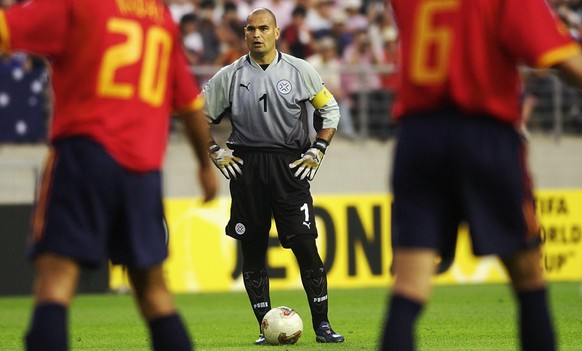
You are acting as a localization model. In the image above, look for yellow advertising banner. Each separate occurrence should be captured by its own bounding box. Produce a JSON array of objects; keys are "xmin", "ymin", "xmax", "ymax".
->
[{"xmin": 110, "ymin": 190, "xmax": 582, "ymax": 292}]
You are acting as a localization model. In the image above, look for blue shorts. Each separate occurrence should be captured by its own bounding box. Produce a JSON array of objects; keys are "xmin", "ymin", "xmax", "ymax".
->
[
  {"xmin": 29, "ymin": 137, "xmax": 167, "ymax": 268},
  {"xmin": 226, "ymin": 150, "xmax": 318, "ymax": 248},
  {"xmin": 391, "ymin": 111, "xmax": 540, "ymax": 256}
]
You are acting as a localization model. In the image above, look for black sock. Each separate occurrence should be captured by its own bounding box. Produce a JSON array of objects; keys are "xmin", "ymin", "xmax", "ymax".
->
[
  {"xmin": 300, "ymin": 267, "xmax": 329, "ymax": 331},
  {"xmin": 517, "ymin": 288, "xmax": 556, "ymax": 351},
  {"xmin": 25, "ymin": 303, "xmax": 68, "ymax": 351},
  {"xmin": 290, "ymin": 238, "xmax": 330, "ymax": 331},
  {"xmin": 381, "ymin": 294, "xmax": 423, "ymax": 351},
  {"xmin": 148, "ymin": 314, "xmax": 193, "ymax": 351},
  {"xmin": 242, "ymin": 269, "xmax": 271, "ymax": 329}
]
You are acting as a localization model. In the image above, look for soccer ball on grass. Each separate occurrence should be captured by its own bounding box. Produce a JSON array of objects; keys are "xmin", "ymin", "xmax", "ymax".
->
[{"xmin": 261, "ymin": 306, "xmax": 303, "ymax": 345}]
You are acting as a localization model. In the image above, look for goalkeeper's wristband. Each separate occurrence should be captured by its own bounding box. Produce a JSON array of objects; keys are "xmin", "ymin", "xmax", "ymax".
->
[{"xmin": 312, "ymin": 138, "xmax": 329, "ymax": 153}]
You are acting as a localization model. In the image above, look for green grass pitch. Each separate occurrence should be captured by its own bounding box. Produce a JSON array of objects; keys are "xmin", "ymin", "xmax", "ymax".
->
[{"xmin": 0, "ymin": 282, "xmax": 580, "ymax": 350}]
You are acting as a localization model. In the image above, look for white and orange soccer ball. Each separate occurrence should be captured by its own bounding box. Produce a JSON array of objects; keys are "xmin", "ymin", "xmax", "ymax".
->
[{"xmin": 261, "ymin": 306, "xmax": 303, "ymax": 345}]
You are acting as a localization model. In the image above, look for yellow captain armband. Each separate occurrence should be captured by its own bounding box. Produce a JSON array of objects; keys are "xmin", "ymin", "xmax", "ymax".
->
[
  {"xmin": 311, "ymin": 86, "xmax": 333, "ymax": 109},
  {"xmin": 0, "ymin": 10, "xmax": 11, "ymax": 52}
]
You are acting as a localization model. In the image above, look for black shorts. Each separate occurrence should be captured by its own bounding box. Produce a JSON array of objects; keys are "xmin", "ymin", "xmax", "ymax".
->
[
  {"xmin": 226, "ymin": 150, "xmax": 318, "ymax": 248},
  {"xmin": 391, "ymin": 111, "xmax": 540, "ymax": 256},
  {"xmin": 29, "ymin": 137, "xmax": 168, "ymax": 268}
]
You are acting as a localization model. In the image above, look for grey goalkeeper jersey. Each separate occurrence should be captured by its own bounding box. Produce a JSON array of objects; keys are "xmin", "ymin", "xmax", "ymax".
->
[{"xmin": 203, "ymin": 51, "xmax": 340, "ymax": 151}]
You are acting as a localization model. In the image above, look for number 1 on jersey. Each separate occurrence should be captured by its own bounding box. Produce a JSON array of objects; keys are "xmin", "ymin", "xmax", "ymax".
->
[
  {"xmin": 300, "ymin": 203, "xmax": 309, "ymax": 222},
  {"xmin": 259, "ymin": 93, "xmax": 267, "ymax": 112}
]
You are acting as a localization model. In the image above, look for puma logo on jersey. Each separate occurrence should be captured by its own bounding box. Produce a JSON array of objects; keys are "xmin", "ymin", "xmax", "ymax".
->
[
  {"xmin": 239, "ymin": 82, "xmax": 251, "ymax": 91},
  {"xmin": 302, "ymin": 221, "xmax": 311, "ymax": 229}
]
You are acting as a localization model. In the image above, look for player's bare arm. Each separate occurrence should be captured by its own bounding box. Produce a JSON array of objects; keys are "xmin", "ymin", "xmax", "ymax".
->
[
  {"xmin": 179, "ymin": 102, "xmax": 218, "ymax": 203},
  {"xmin": 554, "ymin": 54, "xmax": 582, "ymax": 88},
  {"xmin": 316, "ymin": 127, "xmax": 336, "ymax": 145}
]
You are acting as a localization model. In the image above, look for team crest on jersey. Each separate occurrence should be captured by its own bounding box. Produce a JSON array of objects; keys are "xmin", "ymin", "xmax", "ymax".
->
[
  {"xmin": 277, "ymin": 80, "xmax": 292, "ymax": 95},
  {"xmin": 235, "ymin": 223, "xmax": 246, "ymax": 235}
]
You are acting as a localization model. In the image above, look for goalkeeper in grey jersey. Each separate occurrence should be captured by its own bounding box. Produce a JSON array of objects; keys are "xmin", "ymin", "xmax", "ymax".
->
[{"xmin": 203, "ymin": 7, "xmax": 344, "ymax": 345}]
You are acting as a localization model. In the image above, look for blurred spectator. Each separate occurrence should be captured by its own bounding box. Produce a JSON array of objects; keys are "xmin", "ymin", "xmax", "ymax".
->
[
  {"xmin": 180, "ymin": 13, "xmax": 204, "ymax": 65},
  {"xmin": 253, "ymin": 0, "xmax": 296, "ymax": 30},
  {"xmin": 307, "ymin": 37, "xmax": 358, "ymax": 139},
  {"xmin": 342, "ymin": 29, "xmax": 391, "ymax": 139},
  {"xmin": 198, "ymin": 0, "xmax": 220, "ymax": 64},
  {"xmin": 214, "ymin": 3, "xmax": 246, "ymax": 66},
  {"xmin": 328, "ymin": 9, "xmax": 353, "ymax": 57},
  {"xmin": 0, "ymin": 0, "xmax": 17, "ymax": 8},
  {"xmin": 555, "ymin": 1, "xmax": 582, "ymax": 41},
  {"xmin": 367, "ymin": 1, "xmax": 391, "ymax": 56},
  {"xmin": 380, "ymin": 23, "xmax": 399, "ymax": 93},
  {"xmin": 379, "ymin": 24, "xmax": 399, "ymax": 135},
  {"xmin": 343, "ymin": 0, "xmax": 368, "ymax": 34},
  {"xmin": 167, "ymin": 0, "xmax": 196, "ymax": 23},
  {"xmin": 214, "ymin": 25, "xmax": 248, "ymax": 67},
  {"xmin": 279, "ymin": 5, "xmax": 314, "ymax": 59},
  {"xmin": 569, "ymin": 0, "xmax": 582, "ymax": 20},
  {"xmin": 305, "ymin": 0, "xmax": 335, "ymax": 38},
  {"xmin": 220, "ymin": 1, "xmax": 245, "ymax": 33},
  {"xmin": 214, "ymin": 33, "xmax": 246, "ymax": 67},
  {"xmin": 231, "ymin": 0, "xmax": 253, "ymax": 23},
  {"xmin": 341, "ymin": 29, "xmax": 384, "ymax": 95}
]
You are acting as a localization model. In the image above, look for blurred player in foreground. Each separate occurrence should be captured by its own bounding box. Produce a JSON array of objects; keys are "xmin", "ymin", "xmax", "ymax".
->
[
  {"xmin": 383, "ymin": 0, "xmax": 582, "ymax": 350},
  {"xmin": 203, "ymin": 7, "xmax": 344, "ymax": 345},
  {"xmin": 0, "ymin": 1, "xmax": 217, "ymax": 350}
]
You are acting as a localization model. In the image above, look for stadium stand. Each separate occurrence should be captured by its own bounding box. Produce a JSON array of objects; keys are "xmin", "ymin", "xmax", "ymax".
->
[{"xmin": 2, "ymin": 0, "xmax": 582, "ymax": 142}]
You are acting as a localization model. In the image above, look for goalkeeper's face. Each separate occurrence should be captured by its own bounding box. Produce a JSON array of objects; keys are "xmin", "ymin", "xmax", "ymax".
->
[{"xmin": 244, "ymin": 9, "xmax": 280, "ymax": 63}]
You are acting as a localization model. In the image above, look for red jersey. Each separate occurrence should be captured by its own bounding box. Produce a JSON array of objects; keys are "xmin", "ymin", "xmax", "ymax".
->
[
  {"xmin": 390, "ymin": 0, "xmax": 581, "ymax": 123},
  {"xmin": 0, "ymin": 0, "xmax": 203, "ymax": 171}
]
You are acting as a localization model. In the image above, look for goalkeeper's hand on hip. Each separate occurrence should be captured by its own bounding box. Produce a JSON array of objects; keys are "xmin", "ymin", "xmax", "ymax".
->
[
  {"xmin": 209, "ymin": 144, "xmax": 243, "ymax": 179},
  {"xmin": 289, "ymin": 139, "xmax": 328, "ymax": 181}
]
